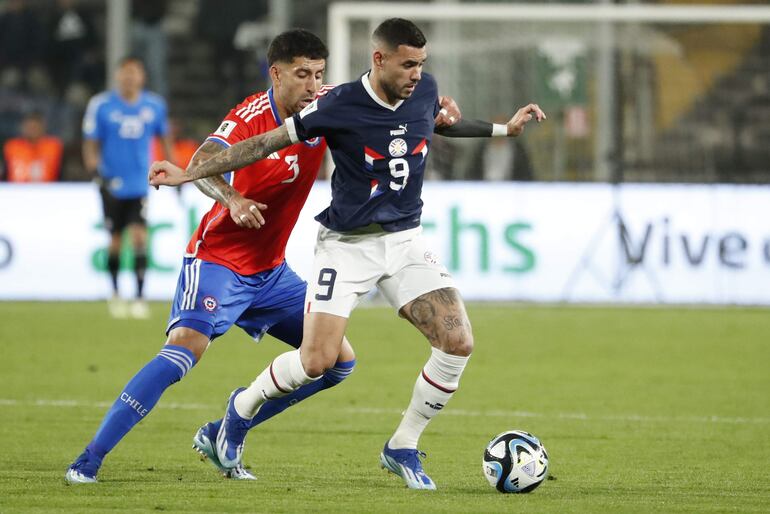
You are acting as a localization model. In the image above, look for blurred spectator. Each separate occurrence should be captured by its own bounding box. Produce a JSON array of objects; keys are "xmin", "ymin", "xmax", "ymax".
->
[
  {"xmin": 197, "ymin": 0, "xmax": 268, "ymax": 103},
  {"xmin": 45, "ymin": 0, "xmax": 101, "ymax": 100},
  {"xmin": 467, "ymin": 117, "xmax": 534, "ymax": 181},
  {"xmin": 151, "ymin": 118, "xmax": 199, "ymax": 169},
  {"xmin": 3, "ymin": 111, "xmax": 63, "ymax": 182},
  {"xmin": 0, "ymin": 0, "xmax": 44, "ymax": 90},
  {"xmin": 131, "ymin": 0, "xmax": 168, "ymax": 97}
]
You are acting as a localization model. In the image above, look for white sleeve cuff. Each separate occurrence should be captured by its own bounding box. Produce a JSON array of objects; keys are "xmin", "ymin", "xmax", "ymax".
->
[
  {"xmin": 492, "ymin": 123, "xmax": 508, "ymax": 137},
  {"xmin": 285, "ymin": 116, "xmax": 300, "ymax": 144}
]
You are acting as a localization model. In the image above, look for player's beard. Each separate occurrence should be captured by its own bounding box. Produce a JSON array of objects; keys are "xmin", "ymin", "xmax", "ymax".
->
[
  {"xmin": 382, "ymin": 84, "xmax": 410, "ymax": 100},
  {"xmin": 383, "ymin": 78, "xmax": 416, "ymax": 101}
]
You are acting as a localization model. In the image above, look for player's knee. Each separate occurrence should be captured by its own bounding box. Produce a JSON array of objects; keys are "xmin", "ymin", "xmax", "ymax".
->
[
  {"xmin": 300, "ymin": 349, "xmax": 337, "ymax": 379},
  {"xmin": 438, "ymin": 321, "xmax": 474, "ymax": 357},
  {"xmin": 445, "ymin": 334, "xmax": 474, "ymax": 357},
  {"xmin": 301, "ymin": 358, "xmax": 333, "ymax": 379},
  {"xmin": 165, "ymin": 327, "xmax": 209, "ymax": 361},
  {"xmin": 130, "ymin": 224, "xmax": 148, "ymax": 244}
]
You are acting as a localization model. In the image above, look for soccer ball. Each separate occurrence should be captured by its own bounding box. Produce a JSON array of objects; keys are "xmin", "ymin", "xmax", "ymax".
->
[{"xmin": 482, "ymin": 430, "xmax": 549, "ymax": 493}]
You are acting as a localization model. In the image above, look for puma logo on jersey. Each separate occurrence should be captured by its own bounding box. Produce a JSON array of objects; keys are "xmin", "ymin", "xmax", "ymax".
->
[
  {"xmin": 390, "ymin": 123, "xmax": 408, "ymax": 136},
  {"xmin": 424, "ymin": 401, "xmax": 445, "ymax": 411}
]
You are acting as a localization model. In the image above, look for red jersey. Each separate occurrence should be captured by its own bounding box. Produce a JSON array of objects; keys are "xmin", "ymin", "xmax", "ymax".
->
[{"xmin": 186, "ymin": 87, "xmax": 331, "ymax": 275}]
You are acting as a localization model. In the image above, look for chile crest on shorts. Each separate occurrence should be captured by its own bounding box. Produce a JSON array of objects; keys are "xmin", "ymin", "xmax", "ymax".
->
[{"xmin": 202, "ymin": 296, "xmax": 218, "ymax": 311}]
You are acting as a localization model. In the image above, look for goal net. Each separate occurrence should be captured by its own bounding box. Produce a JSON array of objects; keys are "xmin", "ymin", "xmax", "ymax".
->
[{"xmin": 328, "ymin": 2, "xmax": 770, "ymax": 184}]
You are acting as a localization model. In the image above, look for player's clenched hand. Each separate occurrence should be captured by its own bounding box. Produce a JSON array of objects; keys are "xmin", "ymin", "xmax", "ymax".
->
[
  {"xmin": 148, "ymin": 160, "xmax": 187, "ymax": 188},
  {"xmin": 227, "ymin": 194, "xmax": 267, "ymax": 229},
  {"xmin": 435, "ymin": 96, "xmax": 462, "ymax": 128},
  {"xmin": 506, "ymin": 104, "xmax": 546, "ymax": 137}
]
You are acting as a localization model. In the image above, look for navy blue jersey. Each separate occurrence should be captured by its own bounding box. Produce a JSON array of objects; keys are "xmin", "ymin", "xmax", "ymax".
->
[{"xmin": 285, "ymin": 72, "xmax": 440, "ymax": 232}]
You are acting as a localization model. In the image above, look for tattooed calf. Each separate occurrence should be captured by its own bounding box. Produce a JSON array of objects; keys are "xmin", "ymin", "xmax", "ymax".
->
[{"xmin": 442, "ymin": 315, "xmax": 463, "ymax": 331}]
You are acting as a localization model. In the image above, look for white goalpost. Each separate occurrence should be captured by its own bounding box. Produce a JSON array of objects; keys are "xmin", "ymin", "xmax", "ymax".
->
[
  {"xmin": 328, "ymin": 3, "xmax": 770, "ymax": 83},
  {"xmin": 328, "ymin": 3, "xmax": 770, "ymax": 182}
]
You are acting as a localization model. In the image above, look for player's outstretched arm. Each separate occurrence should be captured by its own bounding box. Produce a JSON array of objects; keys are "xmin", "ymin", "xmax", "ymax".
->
[
  {"xmin": 507, "ymin": 103, "xmax": 546, "ymax": 137},
  {"xmin": 149, "ymin": 125, "xmax": 293, "ymax": 187},
  {"xmin": 190, "ymin": 141, "xmax": 266, "ymax": 229},
  {"xmin": 435, "ymin": 103, "xmax": 546, "ymax": 138}
]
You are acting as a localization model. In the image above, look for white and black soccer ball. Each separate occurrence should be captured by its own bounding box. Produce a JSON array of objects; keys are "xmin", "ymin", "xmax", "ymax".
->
[{"xmin": 482, "ymin": 430, "xmax": 549, "ymax": 493}]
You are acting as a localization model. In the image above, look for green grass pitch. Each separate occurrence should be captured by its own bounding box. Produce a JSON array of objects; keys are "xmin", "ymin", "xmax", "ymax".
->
[{"xmin": 1, "ymin": 302, "xmax": 768, "ymax": 513}]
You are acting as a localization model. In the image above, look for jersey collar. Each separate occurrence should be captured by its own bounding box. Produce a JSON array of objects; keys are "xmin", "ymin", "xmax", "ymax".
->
[
  {"xmin": 361, "ymin": 72, "xmax": 404, "ymax": 112},
  {"xmin": 113, "ymin": 89, "xmax": 144, "ymax": 107},
  {"xmin": 267, "ymin": 88, "xmax": 282, "ymax": 126}
]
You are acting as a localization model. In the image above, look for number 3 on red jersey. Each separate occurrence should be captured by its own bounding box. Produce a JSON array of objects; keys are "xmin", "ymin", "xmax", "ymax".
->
[{"xmin": 281, "ymin": 154, "xmax": 300, "ymax": 183}]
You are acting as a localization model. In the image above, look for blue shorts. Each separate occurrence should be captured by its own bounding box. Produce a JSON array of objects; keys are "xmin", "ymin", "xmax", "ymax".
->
[{"xmin": 166, "ymin": 258, "xmax": 306, "ymax": 347}]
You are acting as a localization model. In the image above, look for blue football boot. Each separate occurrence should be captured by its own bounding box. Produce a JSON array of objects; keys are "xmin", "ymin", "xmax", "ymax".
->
[
  {"xmin": 193, "ymin": 421, "xmax": 255, "ymax": 480},
  {"xmin": 380, "ymin": 442, "xmax": 437, "ymax": 490},
  {"xmin": 64, "ymin": 448, "xmax": 102, "ymax": 484},
  {"xmin": 215, "ymin": 388, "xmax": 252, "ymax": 471}
]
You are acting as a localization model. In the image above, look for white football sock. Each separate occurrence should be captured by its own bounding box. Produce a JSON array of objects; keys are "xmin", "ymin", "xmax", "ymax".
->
[
  {"xmin": 389, "ymin": 347, "xmax": 470, "ymax": 450},
  {"xmin": 234, "ymin": 349, "xmax": 317, "ymax": 418}
]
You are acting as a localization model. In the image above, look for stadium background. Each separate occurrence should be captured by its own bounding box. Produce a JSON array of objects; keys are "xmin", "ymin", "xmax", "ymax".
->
[
  {"xmin": 0, "ymin": 1, "xmax": 769, "ymax": 512},
  {"xmin": 1, "ymin": 0, "xmax": 769, "ymax": 305}
]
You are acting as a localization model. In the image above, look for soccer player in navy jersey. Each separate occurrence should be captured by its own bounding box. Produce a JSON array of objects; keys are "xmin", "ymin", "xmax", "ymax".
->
[
  {"xmin": 150, "ymin": 19, "xmax": 544, "ymax": 490},
  {"xmin": 65, "ymin": 29, "xmax": 463, "ymax": 485}
]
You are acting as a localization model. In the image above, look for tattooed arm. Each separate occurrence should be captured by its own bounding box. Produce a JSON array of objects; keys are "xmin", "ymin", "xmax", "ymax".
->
[
  {"xmin": 149, "ymin": 125, "xmax": 293, "ymax": 187},
  {"xmin": 190, "ymin": 141, "xmax": 234, "ymax": 204},
  {"xmin": 195, "ymin": 174, "xmax": 237, "ymax": 207},
  {"xmin": 188, "ymin": 141, "xmax": 267, "ymax": 228}
]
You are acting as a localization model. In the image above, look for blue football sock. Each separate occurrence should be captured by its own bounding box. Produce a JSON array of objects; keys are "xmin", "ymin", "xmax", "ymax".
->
[
  {"xmin": 85, "ymin": 345, "xmax": 196, "ymax": 463},
  {"xmin": 210, "ymin": 359, "xmax": 355, "ymax": 433}
]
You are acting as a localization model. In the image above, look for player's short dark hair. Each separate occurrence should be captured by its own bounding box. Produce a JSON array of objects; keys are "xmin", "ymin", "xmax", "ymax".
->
[
  {"xmin": 118, "ymin": 55, "xmax": 145, "ymax": 68},
  {"xmin": 267, "ymin": 29, "xmax": 329, "ymax": 65},
  {"xmin": 372, "ymin": 18, "xmax": 427, "ymax": 50}
]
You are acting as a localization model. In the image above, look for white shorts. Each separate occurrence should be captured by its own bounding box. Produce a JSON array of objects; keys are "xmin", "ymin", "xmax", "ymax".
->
[{"xmin": 305, "ymin": 225, "xmax": 456, "ymax": 318}]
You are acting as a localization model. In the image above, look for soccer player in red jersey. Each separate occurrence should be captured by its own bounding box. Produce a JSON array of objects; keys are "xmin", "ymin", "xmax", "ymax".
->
[
  {"xmin": 66, "ymin": 28, "xmax": 462, "ymax": 484},
  {"xmin": 149, "ymin": 19, "xmax": 545, "ymax": 489}
]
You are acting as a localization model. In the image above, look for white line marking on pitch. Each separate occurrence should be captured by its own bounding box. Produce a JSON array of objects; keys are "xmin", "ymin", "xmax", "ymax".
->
[
  {"xmin": 0, "ymin": 398, "xmax": 767, "ymax": 425},
  {"xmin": 343, "ymin": 407, "xmax": 770, "ymax": 425},
  {"xmin": 0, "ymin": 398, "xmax": 212, "ymax": 410}
]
